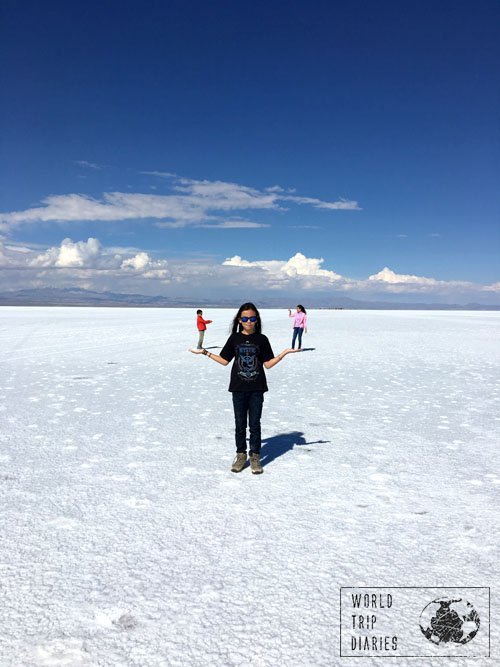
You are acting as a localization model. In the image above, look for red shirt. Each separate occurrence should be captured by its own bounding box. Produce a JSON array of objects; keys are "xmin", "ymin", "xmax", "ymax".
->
[{"xmin": 197, "ymin": 315, "xmax": 212, "ymax": 331}]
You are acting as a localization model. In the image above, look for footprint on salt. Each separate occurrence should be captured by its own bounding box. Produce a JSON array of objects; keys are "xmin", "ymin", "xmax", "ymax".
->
[
  {"xmin": 47, "ymin": 517, "xmax": 79, "ymax": 530},
  {"xmin": 113, "ymin": 613, "xmax": 138, "ymax": 630},
  {"xmin": 369, "ymin": 472, "xmax": 391, "ymax": 484},
  {"xmin": 122, "ymin": 496, "xmax": 151, "ymax": 509},
  {"xmin": 35, "ymin": 639, "xmax": 89, "ymax": 666}
]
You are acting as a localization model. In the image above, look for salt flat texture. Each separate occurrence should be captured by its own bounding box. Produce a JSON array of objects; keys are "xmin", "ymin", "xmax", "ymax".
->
[{"xmin": 1, "ymin": 307, "xmax": 499, "ymax": 667}]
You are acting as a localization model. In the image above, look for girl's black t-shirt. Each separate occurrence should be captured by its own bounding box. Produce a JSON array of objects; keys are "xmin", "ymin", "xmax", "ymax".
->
[{"xmin": 220, "ymin": 332, "xmax": 275, "ymax": 392}]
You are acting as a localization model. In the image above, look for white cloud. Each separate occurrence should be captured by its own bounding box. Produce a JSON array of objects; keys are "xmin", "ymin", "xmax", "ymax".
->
[
  {"xmin": 362, "ymin": 266, "xmax": 479, "ymax": 294},
  {"xmin": 283, "ymin": 195, "xmax": 361, "ymax": 210},
  {"xmin": 281, "ymin": 253, "xmax": 343, "ymax": 280},
  {"xmin": 224, "ymin": 255, "xmax": 282, "ymax": 269},
  {"xmin": 0, "ymin": 191, "xmax": 267, "ymax": 227},
  {"xmin": 223, "ymin": 252, "xmax": 344, "ymax": 285},
  {"xmin": 196, "ymin": 220, "xmax": 270, "ymax": 229},
  {"xmin": 29, "ymin": 238, "xmax": 104, "ymax": 268},
  {"xmin": 5, "ymin": 244, "xmax": 32, "ymax": 254},
  {"xmin": 121, "ymin": 252, "xmax": 170, "ymax": 279},
  {"xmin": 0, "ymin": 242, "xmax": 13, "ymax": 267},
  {"xmin": 121, "ymin": 252, "xmax": 150, "ymax": 271},
  {"xmin": 0, "ymin": 176, "xmax": 361, "ymax": 229},
  {"xmin": 17, "ymin": 193, "xmax": 202, "ymax": 224},
  {"xmin": 140, "ymin": 171, "xmax": 177, "ymax": 179},
  {"xmin": 368, "ymin": 267, "xmax": 439, "ymax": 286},
  {"xmin": 75, "ymin": 160, "xmax": 104, "ymax": 170},
  {"xmin": 0, "ymin": 240, "xmax": 57, "ymax": 265},
  {"xmin": 174, "ymin": 178, "xmax": 281, "ymax": 211},
  {"xmin": 221, "ymin": 255, "xmax": 499, "ymax": 298},
  {"xmin": 20, "ymin": 238, "xmax": 170, "ymax": 281}
]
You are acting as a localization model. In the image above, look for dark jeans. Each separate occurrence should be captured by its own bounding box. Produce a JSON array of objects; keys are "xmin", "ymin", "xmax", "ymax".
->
[
  {"xmin": 232, "ymin": 391, "xmax": 264, "ymax": 454},
  {"xmin": 292, "ymin": 327, "xmax": 303, "ymax": 349}
]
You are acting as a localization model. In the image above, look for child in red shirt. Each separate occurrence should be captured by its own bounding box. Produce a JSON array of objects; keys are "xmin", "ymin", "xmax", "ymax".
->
[{"xmin": 196, "ymin": 309, "xmax": 213, "ymax": 349}]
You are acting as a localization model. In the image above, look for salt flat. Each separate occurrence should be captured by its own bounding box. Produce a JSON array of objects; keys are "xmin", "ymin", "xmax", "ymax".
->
[{"xmin": 1, "ymin": 307, "xmax": 499, "ymax": 666}]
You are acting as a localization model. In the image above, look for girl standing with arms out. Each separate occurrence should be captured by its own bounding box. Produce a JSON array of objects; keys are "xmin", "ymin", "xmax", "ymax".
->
[
  {"xmin": 189, "ymin": 303, "xmax": 298, "ymax": 474},
  {"xmin": 288, "ymin": 304, "xmax": 307, "ymax": 350}
]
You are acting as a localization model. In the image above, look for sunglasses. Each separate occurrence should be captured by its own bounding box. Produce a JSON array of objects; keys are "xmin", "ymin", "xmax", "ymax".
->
[{"xmin": 240, "ymin": 316, "xmax": 257, "ymax": 323}]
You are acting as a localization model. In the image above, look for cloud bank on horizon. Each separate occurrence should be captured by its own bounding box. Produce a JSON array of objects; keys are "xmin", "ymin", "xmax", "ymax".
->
[
  {"xmin": 0, "ymin": 172, "xmax": 498, "ymax": 304},
  {"xmin": 1, "ymin": 237, "xmax": 498, "ymax": 302}
]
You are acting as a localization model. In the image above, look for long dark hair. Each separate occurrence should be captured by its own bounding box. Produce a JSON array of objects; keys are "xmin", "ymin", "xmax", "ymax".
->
[
  {"xmin": 297, "ymin": 304, "xmax": 307, "ymax": 314},
  {"xmin": 231, "ymin": 302, "xmax": 262, "ymax": 334}
]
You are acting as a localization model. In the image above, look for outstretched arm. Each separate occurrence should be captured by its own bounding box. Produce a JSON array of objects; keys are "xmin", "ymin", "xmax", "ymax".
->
[
  {"xmin": 189, "ymin": 348, "xmax": 229, "ymax": 366},
  {"xmin": 264, "ymin": 348, "xmax": 300, "ymax": 369}
]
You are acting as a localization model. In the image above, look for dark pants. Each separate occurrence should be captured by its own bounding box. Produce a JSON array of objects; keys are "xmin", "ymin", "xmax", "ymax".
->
[
  {"xmin": 292, "ymin": 327, "xmax": 303, "ymax": 349},
  {"xmin": 232, "ymin": 391, "xmax": 264, "ymax": 454}
]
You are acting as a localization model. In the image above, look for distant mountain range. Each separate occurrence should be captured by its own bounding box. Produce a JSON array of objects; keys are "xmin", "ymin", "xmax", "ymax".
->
[{"xmin": 0, "ymin": 287, "xmax": 499, "ymax": 310}]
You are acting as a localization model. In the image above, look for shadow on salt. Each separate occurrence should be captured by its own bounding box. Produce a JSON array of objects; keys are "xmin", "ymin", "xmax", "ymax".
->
[{"xmin": 260, "ymin": 430, "xmax": 330, "ymax": 467}]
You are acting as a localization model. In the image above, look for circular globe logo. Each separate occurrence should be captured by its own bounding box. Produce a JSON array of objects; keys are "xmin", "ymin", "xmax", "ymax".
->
[{"xmin": 419, "ymin": 598, "xmax": 480, "ymax": 645}]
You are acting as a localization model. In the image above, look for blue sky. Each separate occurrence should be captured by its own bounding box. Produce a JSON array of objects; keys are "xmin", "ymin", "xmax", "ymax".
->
[{"xmin": 1, "ymin": 0, "xmax": 499, "ymax": 303}]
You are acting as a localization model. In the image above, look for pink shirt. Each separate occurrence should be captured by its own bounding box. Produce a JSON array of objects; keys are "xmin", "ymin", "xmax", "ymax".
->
[{"xmin": 290, "ymin": 311, "xmax": 307, "ymax": 328}]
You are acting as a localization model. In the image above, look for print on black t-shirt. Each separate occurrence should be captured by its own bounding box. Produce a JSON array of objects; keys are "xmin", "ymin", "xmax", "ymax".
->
[{"xmin": 236, "ymin": 341, "xmax": 259, "ymax": 381}]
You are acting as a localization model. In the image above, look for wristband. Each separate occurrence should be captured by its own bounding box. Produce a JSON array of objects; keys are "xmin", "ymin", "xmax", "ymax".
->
[{"xmin": 202, "ymin": 349, "xmax": 208, "ymax": 356}]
